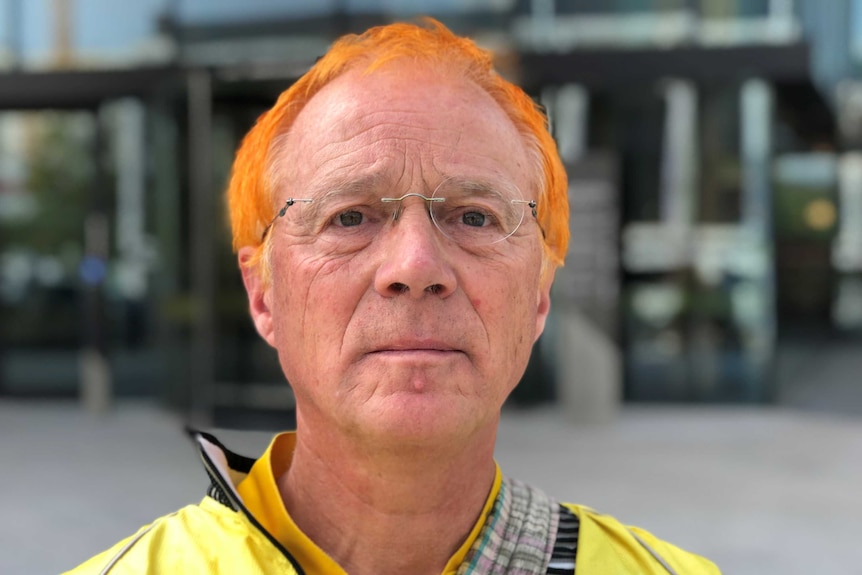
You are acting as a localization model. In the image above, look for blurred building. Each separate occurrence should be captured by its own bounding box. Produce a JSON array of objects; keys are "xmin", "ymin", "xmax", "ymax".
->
[{"xmin": 1, "ymin": 0, "xmax": 860, "ymax": 421}]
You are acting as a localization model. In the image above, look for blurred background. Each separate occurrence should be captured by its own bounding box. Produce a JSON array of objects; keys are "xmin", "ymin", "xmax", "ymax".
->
[{"xmin": 0, "ymin": 1, "xmax": 861, "ymax": 574}]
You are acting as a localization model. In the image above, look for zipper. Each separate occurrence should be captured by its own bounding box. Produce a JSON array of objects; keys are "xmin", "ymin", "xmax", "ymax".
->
[{"xmin": 195, "ymin": 434, "xmax": 308, "ymax": 575}]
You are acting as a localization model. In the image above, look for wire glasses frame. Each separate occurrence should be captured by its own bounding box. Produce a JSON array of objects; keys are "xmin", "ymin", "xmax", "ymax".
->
[{"xmin": 259, "ymin": 189, "xmax": 539, "ymax": 247}]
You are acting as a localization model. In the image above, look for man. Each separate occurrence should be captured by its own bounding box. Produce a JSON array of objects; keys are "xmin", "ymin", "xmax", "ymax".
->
[{"xmin": 68, "ymin": 19, "xmax": 720, "ymax": 575}]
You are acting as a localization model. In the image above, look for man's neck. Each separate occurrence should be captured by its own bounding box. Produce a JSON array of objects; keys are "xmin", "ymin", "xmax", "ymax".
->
[{"xmin": 277, "ymin": 425, "xmax": 498, "ymax": 575}]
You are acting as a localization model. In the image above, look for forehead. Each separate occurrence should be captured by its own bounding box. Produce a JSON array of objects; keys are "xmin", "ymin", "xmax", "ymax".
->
[{"xmin": 275, "ymin": 62, "xmax": 533, "ymax": 195}]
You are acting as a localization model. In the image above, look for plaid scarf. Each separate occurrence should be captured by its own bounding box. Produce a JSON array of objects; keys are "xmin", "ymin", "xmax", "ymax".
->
[{"xmin": 457, "ymin": 477, "xmax": 560, "ymax": 574}]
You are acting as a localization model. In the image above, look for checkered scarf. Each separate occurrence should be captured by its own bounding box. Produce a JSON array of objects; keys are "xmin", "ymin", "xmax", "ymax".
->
[{"xmin": 457, "ymin": 477, "xmax": 560, "ymax": 574}]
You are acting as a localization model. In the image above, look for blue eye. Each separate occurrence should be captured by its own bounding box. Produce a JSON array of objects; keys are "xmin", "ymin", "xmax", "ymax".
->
[
  {"xmin": 338, "ymin": 211, "xmax": 363, "ymax": 227},
  {"xmin": 461, "ymin": 211, "xmax": 486, "ymax": 227}
]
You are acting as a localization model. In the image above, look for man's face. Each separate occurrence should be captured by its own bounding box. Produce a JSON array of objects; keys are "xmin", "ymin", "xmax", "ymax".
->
[{"xmin": 242, "ymin": 63, "xmax": 554, "ymax": 448}]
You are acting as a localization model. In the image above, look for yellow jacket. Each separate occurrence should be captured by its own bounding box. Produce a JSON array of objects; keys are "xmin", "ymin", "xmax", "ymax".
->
[{"xmin": 66, "ymin": 433, "xmax": 721, "ymax": 575}]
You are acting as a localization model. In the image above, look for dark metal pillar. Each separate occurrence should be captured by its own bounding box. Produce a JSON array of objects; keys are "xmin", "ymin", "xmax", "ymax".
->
[
  {"xmin": 188, "ymin": 69, "xmax": 215, "ymax": 425},
  {"xmin": 80, "ymin": 108, "xmax": 112, "ymax": 412}
]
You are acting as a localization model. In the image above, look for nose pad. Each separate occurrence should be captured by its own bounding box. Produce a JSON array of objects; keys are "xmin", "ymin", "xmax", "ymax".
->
[{"xmin": 383, "ymin": 193, "xmax": 442, "ymax": 224}]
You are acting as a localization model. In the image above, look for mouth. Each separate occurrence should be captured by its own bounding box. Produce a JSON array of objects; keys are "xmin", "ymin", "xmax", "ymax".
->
[
  {"xmin": 361, "ymin": 340, "xmax": 467, "ymax": 392},
  {"xmin": 368, "ymin": 340, "xmax": 464, "ymax": 356}
]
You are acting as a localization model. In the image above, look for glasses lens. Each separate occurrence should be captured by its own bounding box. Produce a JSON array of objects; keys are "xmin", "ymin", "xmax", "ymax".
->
[
  {"xmin": 288, "ymin": 193, "xmax": 388, "ymax": 251},
  {"xmin": 430, "ymin": 179, "xmax": 527, "ymax": 246}
]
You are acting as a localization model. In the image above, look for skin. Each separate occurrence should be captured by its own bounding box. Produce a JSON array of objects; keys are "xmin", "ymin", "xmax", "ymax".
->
[{"xmin": 239, "ymin": 61, "xmax": 555, "ymax": 575}]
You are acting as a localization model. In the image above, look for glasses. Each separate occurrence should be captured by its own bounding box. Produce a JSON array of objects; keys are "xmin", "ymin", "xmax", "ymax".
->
[{"xmin": 261, "ymin": 177, "xmax": 538, "ymax": 250}]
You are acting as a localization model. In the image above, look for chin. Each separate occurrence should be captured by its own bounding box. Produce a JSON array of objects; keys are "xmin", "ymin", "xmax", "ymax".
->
[{"xmin": 353, "ymin": 394, "xmax": 490, "ymax": 450}]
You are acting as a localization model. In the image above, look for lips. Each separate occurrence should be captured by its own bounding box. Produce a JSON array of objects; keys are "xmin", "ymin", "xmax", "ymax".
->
[
  {"xmin": 372, "ymin": 347, "xmax": 461, "ymax": 356},
  {"xmin": 366, "ymin": 338, "xmax": 463, "ymax": 355}
]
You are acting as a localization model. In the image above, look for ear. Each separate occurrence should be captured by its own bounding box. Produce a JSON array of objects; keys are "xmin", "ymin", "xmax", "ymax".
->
[
  {"xmin": 534, "ymin": 267, "xmax": 556, "ymax": 343},
  {"xmin": 239, "ymin": 246, "xmax": 276, "ymax": 348}
]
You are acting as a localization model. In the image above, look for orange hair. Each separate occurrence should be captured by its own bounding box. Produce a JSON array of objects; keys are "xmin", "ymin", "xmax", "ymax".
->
[{"xmin": 227, "ymin": 18, "xmax": 569, "ymax": 279}]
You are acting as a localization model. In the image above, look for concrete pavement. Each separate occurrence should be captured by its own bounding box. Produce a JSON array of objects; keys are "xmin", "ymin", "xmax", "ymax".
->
[{"xmin": 1, "ymin": 400, "xmax": 860, "ymax": 574}]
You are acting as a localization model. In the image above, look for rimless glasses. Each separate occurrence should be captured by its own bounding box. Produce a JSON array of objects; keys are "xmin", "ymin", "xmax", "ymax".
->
[{"xmin": 260, "ymin": 177, "xmax": 539, "ymax": 249}]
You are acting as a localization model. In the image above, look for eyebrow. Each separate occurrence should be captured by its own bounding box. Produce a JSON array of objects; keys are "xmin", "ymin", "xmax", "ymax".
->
[
  {"xmin": 296, "ymin": 174, "xmax": 521, "ymax": 221},
  {"xmin": 436, "ymin": 176, "xmax": 520, "ymax": 201},
  {"xmin": 307, "ymin": 173, "xmax": 391, "ymax": 201},
  {"xmin": 297, "ymin": 174, "xmax": 388, "ymax": 222}
]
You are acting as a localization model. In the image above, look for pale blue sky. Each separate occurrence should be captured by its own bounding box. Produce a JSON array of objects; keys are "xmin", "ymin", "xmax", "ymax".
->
[{"xmin": 0, "ymin": 0, "xmax": 467, "ymax": 61}]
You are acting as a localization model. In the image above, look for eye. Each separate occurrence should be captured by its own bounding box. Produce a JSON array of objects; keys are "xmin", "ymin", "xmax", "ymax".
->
[
  {"xmin": 461, "ymin": 211, "xmax": 486, "ymax": 227},
  {"xmin": 338, "ymin": 210, "xmax": 363, "ymax": 227}
]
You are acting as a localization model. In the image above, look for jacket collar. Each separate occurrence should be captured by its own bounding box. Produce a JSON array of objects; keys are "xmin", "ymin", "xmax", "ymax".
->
[{"xmin": 186, "ymin": 427, "xmax": 256, "ymax": 512}]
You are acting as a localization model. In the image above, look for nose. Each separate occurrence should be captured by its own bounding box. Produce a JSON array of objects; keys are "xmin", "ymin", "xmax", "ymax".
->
[{"xmin": 373, "ymin": 199, "xmax": 457, "ymax": 299}]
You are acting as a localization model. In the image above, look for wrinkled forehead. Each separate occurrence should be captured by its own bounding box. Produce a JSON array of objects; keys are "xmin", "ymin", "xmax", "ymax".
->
[
  {"xmin": 302, "ymin": 172, "xmax": 526, "ymax": 203},
  {"xmin": 268, "ymin": 63, "xmax": 534, "ymax": 201}
]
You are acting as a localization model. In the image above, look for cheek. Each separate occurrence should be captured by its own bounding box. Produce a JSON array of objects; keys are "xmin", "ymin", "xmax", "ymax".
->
[
  {"xmin": 270, "ymin": 252, "xmax": 368, "ymax": 343},
  {"xmin": 500, "ymin": 272, "xmax": 542, "ymax": 342},
  {"xmin": 465, "ymin": 253, "xmax": 540, "ymax": 321}
]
